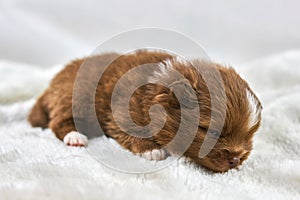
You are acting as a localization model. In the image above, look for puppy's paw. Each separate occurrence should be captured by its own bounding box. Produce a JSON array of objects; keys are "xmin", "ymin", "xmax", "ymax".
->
[
  {"xmin": 63, "ymin": 131, "xmax": 88, "ymax": 147},
  {"xmin": 139, "ymin": 149, "xmax": 168, "ymax": 161}
]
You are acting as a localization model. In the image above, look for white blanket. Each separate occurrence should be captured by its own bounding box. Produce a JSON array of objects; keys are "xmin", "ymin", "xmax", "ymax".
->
[{"xmin": 0, "ymin": 51, "xmax": 300, "ymax": 200}]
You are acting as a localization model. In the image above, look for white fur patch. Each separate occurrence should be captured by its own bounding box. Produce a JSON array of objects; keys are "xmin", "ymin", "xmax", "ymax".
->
[
  {"xmin": 148, "ymin": 57, "xmax": 191, "ymax": 83},
  {"xmin": 138, "ymin": 149, "xmax": 168, "ymax": 161},
  {"xmin": 246, "ymin": 89, "xmax": 261, "ymax": 128},
  {"xmin": 148, "ymin": 59, "xmax": 174, "ymax": 83},
  {"xmin": 174, "ymin": 56, "xmax": 190, "ymax": 66},
  {"xmin": 63, "ymin": 131, "xmax": 88, "ymax": 147}
]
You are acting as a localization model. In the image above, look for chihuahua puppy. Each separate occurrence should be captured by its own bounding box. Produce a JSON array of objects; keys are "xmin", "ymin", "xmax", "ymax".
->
[{"xmin": 28, "ymin": 51, "xmax": 262, "ymax": 172}]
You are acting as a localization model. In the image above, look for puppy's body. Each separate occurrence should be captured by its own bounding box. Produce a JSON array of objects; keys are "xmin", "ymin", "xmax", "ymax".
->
[{"xmin": 29, "ymin": 51, "xmax": 262, "ymax": 172}]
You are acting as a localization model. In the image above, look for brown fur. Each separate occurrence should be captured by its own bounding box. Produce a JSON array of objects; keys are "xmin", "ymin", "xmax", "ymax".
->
[{"xmin": 28, "ymin": 51, "xmax": 262, "ymax": 172}]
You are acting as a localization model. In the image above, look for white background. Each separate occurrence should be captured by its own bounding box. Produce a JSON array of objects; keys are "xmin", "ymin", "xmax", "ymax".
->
[{"xmin": 0, "ymin": 0, "xmax": 300, "ymax": 67}]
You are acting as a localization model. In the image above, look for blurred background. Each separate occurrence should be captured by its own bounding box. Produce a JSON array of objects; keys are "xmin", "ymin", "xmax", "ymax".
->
[{"xmin": 1, "ymin": 0, "xmax": 300, "ymax": 68}]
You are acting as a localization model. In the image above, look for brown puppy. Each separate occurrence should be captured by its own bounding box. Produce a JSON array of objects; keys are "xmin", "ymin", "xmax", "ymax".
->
[{"xmin": 28, "ymin": 51, "xmax": 262, "ymax": 172}]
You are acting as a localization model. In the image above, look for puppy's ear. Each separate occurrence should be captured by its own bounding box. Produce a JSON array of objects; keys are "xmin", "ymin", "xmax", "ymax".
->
[{"xmin": 169, "ymin": 79, "xmax": 199, "ymax": 109}]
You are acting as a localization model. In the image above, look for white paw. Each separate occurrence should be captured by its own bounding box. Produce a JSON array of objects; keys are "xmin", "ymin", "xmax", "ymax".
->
[
  {"xmin": 63, "ymin": 131, "xmax": 88, "ymax": 147},
  {"xmin": 139, "ymin": 149, "xmax": 168, "ymax": 161}
]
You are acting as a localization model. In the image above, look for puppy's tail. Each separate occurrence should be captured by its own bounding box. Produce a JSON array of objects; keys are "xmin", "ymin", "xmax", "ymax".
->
[{"xmin": 28, "ymin": 96, "xmax": 49, "ymax": 128}]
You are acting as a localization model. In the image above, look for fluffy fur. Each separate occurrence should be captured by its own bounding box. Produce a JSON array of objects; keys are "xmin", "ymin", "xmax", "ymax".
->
[{"xmin": 28, "ymin": 51, "xmax": 262, "ymax": 172}]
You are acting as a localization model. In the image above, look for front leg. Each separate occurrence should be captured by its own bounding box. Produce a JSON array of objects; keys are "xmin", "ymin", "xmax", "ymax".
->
[
  {"xmin": 105, "ymin": 128, "xmax": 169, "ymax": 161},
  {"xmin": 138, "ymin": 149, "xmax": 168, "ymax": 161}
]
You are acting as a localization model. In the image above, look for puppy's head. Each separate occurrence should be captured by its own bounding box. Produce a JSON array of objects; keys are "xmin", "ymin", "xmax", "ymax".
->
[{"xmin": 152, "ymin": 58, "xmax": 262, "ymax": 172}]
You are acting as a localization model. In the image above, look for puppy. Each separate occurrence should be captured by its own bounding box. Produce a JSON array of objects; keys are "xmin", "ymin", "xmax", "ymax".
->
[{"xmin": 28, "ymin": 51, "xmax": 262, "ymax": 172}]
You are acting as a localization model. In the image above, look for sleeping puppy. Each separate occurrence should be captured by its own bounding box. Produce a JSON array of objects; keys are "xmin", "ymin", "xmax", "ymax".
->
[{"xmin": 28, "ymin": 51, "xmax": 262, "ymax": 172}]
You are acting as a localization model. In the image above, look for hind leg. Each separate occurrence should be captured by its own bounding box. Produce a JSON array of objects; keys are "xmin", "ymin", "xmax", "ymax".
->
[
  {"xmin": 28, "ymin": 97, "xmax": 49, "ymax": 129},
  {"xmin": 63, "ymin": 131, "xmax": 88, "ymax": 147},
  {"xmin": 49, "ymin": 116, "xmax": 88, "ymax": 147},
  {"xmin": 49, "ymin": 118, "xmax": 88, "ymax": 147}
]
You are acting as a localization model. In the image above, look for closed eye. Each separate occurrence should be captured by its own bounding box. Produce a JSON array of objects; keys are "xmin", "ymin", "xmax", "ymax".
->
[
  {"xmin": 209, "ymin": 130, "xmax": 221, "ymax": 138},
  {"xmin": 198, "ymin": 126, "xmax": 222, "ymax": 138}
]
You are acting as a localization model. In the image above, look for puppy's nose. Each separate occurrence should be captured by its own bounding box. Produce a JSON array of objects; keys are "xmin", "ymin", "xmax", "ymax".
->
[{"xmin": 228, "ymin": 157, "xmax": 240, "ymax": 168}]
